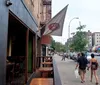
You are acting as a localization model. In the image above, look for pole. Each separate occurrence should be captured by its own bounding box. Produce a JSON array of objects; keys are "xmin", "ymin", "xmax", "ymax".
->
[
  {"xmin": 79, "ymin": 21, "xmax": 81, "ymax": 27},
  {"xmin": 68, "ymin": 17, "xmax": 79, "ymax": 39},
  {"xmin": 67, "ymin": 17, "xmax": 79, "ymax": 53},
  {"xmin": 68, "ymin": 25, "xmax": 70, "ymax": 39}
]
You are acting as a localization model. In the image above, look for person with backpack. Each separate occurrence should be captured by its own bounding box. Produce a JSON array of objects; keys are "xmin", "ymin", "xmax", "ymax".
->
[
  {"xmin": 75, "ymin": 52, "xmax": 88, "ymax": 83},
  {"xmin": 88, "ymin": 53, "xmax": 99, "ymax": 85}
]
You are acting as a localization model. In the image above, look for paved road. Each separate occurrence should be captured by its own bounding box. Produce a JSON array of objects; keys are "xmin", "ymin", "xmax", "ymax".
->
[{"xmin": 54, "ymin": 54, "xmax": 100, "ymax": 85}]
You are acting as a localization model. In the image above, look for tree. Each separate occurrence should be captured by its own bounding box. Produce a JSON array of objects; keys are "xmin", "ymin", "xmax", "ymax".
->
[
  {"xmin": 61, "ymin": 45, "xmax": 66, "ymax": 52},
  {"xmin": 55, "ymin": 42, "xmax": 62, "ymax": 52},
  {"xmin": 69, "ymin": 25, "xmax": 88, "ymax": 52},
  {"xmin": 76, "ymin": 25, "xmax": 86, "ymax": 31},
  {"xmin": 51, "ymin": 38, "xmax": 66, "ymax": 52},
  {"xmin": 50, "ymin": 38, "xmax": 56, "ymax": 50}
]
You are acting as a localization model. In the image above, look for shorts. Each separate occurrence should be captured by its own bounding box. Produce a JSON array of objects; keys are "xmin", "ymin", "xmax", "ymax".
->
[{"xmin": 79, "ymin": 69, "xmax": 86, "ymax": 75}]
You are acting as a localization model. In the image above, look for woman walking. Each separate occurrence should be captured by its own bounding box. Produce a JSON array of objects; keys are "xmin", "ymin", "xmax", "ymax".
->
[{"xmin": 89, "ymin": 54, "xmax": 99, "ymax": 85}]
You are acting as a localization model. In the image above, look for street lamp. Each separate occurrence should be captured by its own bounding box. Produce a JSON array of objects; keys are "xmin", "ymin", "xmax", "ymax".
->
[
  {"xmin": 67, "ymin": 17, "xmax": 79, "ymax": 53},
  {"xmin": 68, "ymin": 17, "xmax": 79, "ymax": 39}
]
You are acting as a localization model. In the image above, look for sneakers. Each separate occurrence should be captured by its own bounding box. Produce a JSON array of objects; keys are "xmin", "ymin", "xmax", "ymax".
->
[
  {"xmin": 81, "ymin": 81, "xmax": 84, "ymax": 83},
  {"xmin": 81, "ymin": 80, "xmax": 98, "ymax": 84},
  {"xmin": 81, "ymin": 81, "xmax": 85, "ymax": 83},
  {"xmin": 96, "ymin": 83, "xmax": 98, "ymax": 85}
]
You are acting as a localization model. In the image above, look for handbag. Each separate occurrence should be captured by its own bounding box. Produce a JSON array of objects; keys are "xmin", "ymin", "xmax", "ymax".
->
[{"xmin": 74, "ymin": 69, "xmax": 79, "ymax": 78}]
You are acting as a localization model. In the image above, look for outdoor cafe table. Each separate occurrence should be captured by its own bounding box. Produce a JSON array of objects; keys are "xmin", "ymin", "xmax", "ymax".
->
[
  {"xmin": 38, "ymin": 67, "xmax": 53, "ymax": 77},
  {"xmin": 30, "ymin": 78, "xmax": 53, "ymax": 85},
  {"xmin": 45, "ymin": 58, "xmax": 52, "ymax": 62},
  {"xmin": 41, "ymin": 62, "xmax": 53, "ymax": 67}
]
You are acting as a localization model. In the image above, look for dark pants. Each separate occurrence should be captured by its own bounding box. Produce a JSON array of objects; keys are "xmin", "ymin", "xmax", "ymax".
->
[{"xmin": 61, "ymin": 56, "xmax": 65, "ymax": 61}]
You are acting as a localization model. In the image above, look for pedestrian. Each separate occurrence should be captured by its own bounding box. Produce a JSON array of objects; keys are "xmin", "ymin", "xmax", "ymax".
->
[
  {"xmin": 61, "ymin": 53, "xmax": 66, "ymax": 61},
  {"xmin": 75, "ymin": 52, "xmax": 88, "ymax": 83},
  {"xmin": 76, "ymin": 53, "xmax": 81, "ymax": 62},
  {"xmin": 88, "ymin": 53, "xmax": 99, "ymax": 85}
]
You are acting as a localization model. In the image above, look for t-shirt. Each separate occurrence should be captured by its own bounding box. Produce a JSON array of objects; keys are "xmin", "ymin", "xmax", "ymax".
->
[{"xmin": 77, "ymin": 56, "xmax": 88, "ymax": 70}]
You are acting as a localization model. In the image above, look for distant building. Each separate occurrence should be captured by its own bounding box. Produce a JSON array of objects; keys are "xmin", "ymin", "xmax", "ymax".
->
[
  {"xmin": 65, "ymin": 37, "xmax": 73, "ymax": 52},
  {"xmin": 67, "ymin": 37, "xmax": 73, "ymax": 45},
  {"xmin": 66, "ymin": 30, "xmax": 100, "ymax": 52},
  {"xmin": 92, "ymin": 32, "xmax": 100, "ymax": 46},
  {"xmin": 86, "ymin": 30, "xmax": 93, "ymax": 50}
]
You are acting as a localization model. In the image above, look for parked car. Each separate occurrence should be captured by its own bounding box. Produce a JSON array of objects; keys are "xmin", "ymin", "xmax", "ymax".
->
[
  {"xmin": 69, "ymin": 52, "xmax": 77, "ymax": 60},
  {"xmin": 86, "ymin": 53, "xmax": 91, "ymax": 62}
]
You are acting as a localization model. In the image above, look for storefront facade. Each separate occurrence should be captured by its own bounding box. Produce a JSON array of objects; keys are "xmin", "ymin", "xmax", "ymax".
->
[
  {"xmin": 0, "ymin": 0, "xmax": 39, "ymax": 84},
  {"xmin": 0, "ymin": 0, "xmax": 52, "ymax": 84}
]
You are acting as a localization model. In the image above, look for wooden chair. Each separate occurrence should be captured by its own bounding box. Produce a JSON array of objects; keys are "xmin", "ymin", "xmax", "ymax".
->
[
  {"xmin": 38, "ymin": 67, "xmax": 53, "ymax": 77},
  {"xmin": 41, "ymin": 62, "xmax": 53, "ymax": 67}
]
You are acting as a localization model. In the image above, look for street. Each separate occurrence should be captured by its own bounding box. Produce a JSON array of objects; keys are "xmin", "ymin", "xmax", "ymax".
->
[{"xmin": 54, "ymin": 54, "xmax": 100, "ymax": 85}]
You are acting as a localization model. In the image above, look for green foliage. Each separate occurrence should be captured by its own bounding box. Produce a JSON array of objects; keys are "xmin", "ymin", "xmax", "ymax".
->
[
  {"xmin": 76, "ymin": 25, "xmax": 86, "ymax": 31},
  {"xmin": 61, "ymin": 45, "xmax": 66, "ymax": 52},
  {"xmin": 69, "ymin": 25, "xmax": 88, "ymax": 52},
  {"xmin": 51, "ymin": 38, "xmax": 66, "ymax": 52},
  {"xmin": 50, "ymin": 38, "xmax": 56, "ymax": 50}
]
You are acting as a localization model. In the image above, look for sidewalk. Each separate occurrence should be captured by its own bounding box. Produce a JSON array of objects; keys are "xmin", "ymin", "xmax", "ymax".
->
[{"xmin": 54, "ymin": 54, "xmax": 100, "ymax": 85}]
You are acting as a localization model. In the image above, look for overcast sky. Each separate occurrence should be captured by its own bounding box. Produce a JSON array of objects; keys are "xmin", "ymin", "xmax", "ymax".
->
[{"xmin": 52, "ymin": 0, "xmax": 100, "ymax": 44}]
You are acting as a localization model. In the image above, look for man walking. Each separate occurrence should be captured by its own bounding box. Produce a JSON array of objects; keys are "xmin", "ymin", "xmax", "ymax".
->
[
  {"xmin": 61, "ymin": 53, "xmax": 66, "ymax": 61},
  {"xmin": 75, "ymin": 52, "xmax": 88, "ymax": 83}
]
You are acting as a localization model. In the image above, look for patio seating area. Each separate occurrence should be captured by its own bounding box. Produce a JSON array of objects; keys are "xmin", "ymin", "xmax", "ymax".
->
[{"xmin": 29, "ymin": 56, "xmax": 54, "ymax": 85}]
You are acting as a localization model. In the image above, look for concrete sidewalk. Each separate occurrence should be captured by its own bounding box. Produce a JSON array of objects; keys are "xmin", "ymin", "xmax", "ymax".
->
[{"xmin": 54, "ymin": 54, "xmax": 100, "ymax": 85}]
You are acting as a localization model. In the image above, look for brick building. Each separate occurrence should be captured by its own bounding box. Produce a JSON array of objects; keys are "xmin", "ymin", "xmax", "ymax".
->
[{"xmin": 0, "ymin": 0, "xmax": 52, "ymax": 84}]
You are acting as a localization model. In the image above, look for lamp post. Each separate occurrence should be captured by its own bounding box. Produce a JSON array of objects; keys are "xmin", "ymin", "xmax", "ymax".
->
[
  {"xmin": 67, "ymin": 17, "xmax": 79, "ymax": 53},
  {"xmin": 68, "ymin": 17, "xmax": 79, "ymax": 38}
]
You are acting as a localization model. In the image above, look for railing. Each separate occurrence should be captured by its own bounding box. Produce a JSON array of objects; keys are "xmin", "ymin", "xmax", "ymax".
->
[
  {"xmin": 36, "ymin": 56, "xmax": 45, "ymax": 68},
  {"xmin": 27, "ymin": 56, "xmax": 53, "ymax": 85},
  {"xmin": 27, "ymin": 56, "xmax": 62, "ymax": 85},
  {"xmin": 48, "ymin": 10, "xmax": 51, "ymax": 14},
  {"xmin": 52, "ymin": 57, "xmax": 62, "ymax": 85},
  {"xmin": 43, "ymin": 0, "xmax": 51, "ymax": 5},
  {"xmin": 40, "ymin": 21, "xmax": 46, "ymax": 26},
  {"xmin": 36, "ymin": 56, "xmax": 52, "ymax": 68},
  {"xmin": 36, "ymin": 56, "xmax": 62, "ymax": 85}
]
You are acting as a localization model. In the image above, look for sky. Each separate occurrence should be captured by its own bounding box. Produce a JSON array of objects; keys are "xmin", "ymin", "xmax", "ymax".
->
[{"xmin": 52, "ymin": 0, "xmax": 100, "ymax": 44}]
